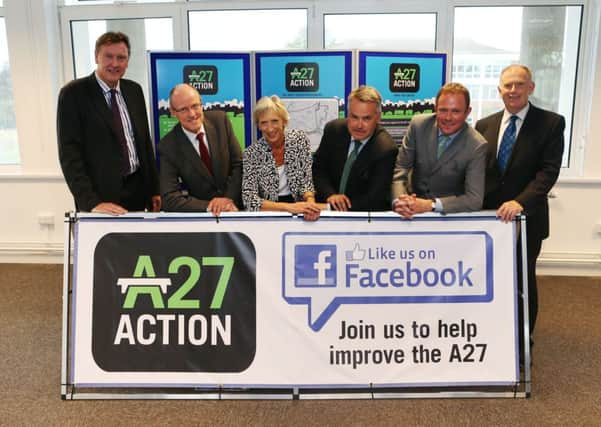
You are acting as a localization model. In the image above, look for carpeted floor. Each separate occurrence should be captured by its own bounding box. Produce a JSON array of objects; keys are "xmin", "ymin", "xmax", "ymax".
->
[{"xmin": 1, "ymin": 264, "xmax": 600, "ymax": 426}]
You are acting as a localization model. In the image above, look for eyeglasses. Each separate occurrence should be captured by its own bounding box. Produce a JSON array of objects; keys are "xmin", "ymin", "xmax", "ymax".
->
[{"xmin": 172, "ymin": 103, "xmax": 202, "ymax": 114}]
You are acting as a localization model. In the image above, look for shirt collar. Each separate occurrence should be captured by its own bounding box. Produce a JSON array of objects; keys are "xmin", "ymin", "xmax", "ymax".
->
[
  {"xmin": 181, "ymin": 123, "xmax": 206, "ymax": 142},
  {"xmin": 503, "ymin": 103, "xmax": 530, "ymax": 124},
  {"xmin": 94, "ymin": 71, "xmax": 121, "ymax": 94}
]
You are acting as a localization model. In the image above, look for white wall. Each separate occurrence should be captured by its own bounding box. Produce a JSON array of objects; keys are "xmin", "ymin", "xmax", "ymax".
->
[{"xmin": 0, "ymin": 0, "xmax": 599, "ymax": 274}]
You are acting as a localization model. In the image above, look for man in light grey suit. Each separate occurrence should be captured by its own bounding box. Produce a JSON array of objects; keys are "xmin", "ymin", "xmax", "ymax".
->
[
  {"xmin": 159, "ymin": 84, "xmax": 242, "ymax": 215},
  {"xmin": 391, "ymin": 82, "xmax": 487, "ymax": 218}
]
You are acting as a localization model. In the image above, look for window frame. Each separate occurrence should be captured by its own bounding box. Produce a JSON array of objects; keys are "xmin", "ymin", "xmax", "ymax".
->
[
  {"xmin": 185, "ymin": 6, "xmax": 310, "ymax": 51},
  {"xmin": 7, "ymin": 0, "xmax": 592, "ymax": 178}
]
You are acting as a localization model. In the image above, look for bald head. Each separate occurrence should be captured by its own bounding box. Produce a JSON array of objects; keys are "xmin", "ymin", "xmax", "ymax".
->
[{"xmin": 169, "ymin": 84, "xmax": 204, "ymax": 133}]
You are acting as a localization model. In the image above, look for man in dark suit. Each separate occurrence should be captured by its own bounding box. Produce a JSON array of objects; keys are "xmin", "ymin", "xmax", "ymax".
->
[
  {"xmin": 313, "ymin": 85, "xmax": 397, "ymax": 211},
  {"xmin": 391, "ymin": 83, "xmax": 487, "ymax": 218},
  {"xmin": 159, "ymin": 84, "xmax": 242, "ymax": 214},
  {"xmin": 475, "ymin": 64, "xmax": 565, "ymax": 337},
  {"xmin": 57, "ymin": 31, "xmax": 160, "ymax": 214}
]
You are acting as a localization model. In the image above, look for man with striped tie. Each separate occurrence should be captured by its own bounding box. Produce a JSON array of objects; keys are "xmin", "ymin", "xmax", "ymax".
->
[
  {"xmin": 475, "ymin": 64, "xmax": 565, "ymax": 341},
  {"xmin": 57, "ymin": 31, "xmax": 160, "ymax": 215}
]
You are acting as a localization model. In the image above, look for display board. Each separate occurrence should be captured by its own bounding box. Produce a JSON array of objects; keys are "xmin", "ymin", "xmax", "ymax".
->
[
  {"xmin": 255, "ymin": 51, "xmax": 353, "ymax": 150},
  {"xmin": 148, "ymin": 52, "xmax": 252, "ymax": 150},
  {"xmin": 62, "ymin": 212, "xmax": 530, "ymax": 399},
  {"xmin": 358, "ymin": 51, "xmax": 447, "ymax": 143}
]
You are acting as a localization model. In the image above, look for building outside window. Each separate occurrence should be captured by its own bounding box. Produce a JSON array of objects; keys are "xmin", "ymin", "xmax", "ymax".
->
[{"xmin": 453, "ymin": 5, "xmax": 582, "ymax": 166}]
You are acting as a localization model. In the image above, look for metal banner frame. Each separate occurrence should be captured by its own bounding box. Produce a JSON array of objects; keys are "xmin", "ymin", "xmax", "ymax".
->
[{"xmin": 61, "ymin": 211, "xmax": 530, "ymax": 400}]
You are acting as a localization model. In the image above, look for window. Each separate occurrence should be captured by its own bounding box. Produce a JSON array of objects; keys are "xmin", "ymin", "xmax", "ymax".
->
[
  {"xmin": 0, "ymin": 16, "xmax": 18, "ymax": 165},
  {"xmin": 453, "ymin": 6, "xmax": 582, "ymax": 167},
  {"xmin": 70, "ymin": 18, "xmax": 173, "ymax": 101},
  {"xmin": 324, "ymin": 13, "xmax": 436, "ymax": 50},
  {"xmin": 188, "ymin": 9, "xmax": 307, "ymax": 51}
]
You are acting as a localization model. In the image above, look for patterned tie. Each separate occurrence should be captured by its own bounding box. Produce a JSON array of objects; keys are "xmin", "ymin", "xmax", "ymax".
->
[
  {"xmin": 437, "ymin": 134, "xmax": 451, "ymax": 159},
  {"xmin": 197, "ymin": 132, "xmax": 213, "ymax": 175},
  {"xmin": 497, "ymin": 115, "xmax": 518, "ymax": 173},
  {"xmin": 339, "ymin": 140, "xmax": 361, "ymax": 194},
  {"xmin": 110, "ymin": 89, "xmax": 130, "ymax": 176}
]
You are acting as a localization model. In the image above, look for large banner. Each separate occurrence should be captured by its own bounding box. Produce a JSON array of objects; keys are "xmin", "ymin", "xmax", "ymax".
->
[
  {"xmin": 358, "ymin": 51, "xmax": 447, "ymax": 143},
  {"xmin": 69, "ymin": 213, "xmax": 518, "ymax": 389}
]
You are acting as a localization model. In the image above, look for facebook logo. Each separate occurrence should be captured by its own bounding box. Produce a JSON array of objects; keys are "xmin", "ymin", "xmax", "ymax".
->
[{"xmin": 294, "ymin": 245, "xmax": 337, "ymax": 287}]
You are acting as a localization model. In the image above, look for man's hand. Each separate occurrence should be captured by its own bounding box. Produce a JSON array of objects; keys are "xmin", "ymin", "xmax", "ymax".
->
[
  {"xmin": 393, "ymin": 194, "xmax": 432, "ymax": 219},
  {"xmin": 393, "ymin": 194, "xmax": 416, "ymax": 219},
  {"xmin": 326, "ymin": 194, "xmax": 352, "ymax": 211},
  {"xmin": 91, "ymin": 202, "xmax": 127, "ymax": 216},
  {"xmin": 496, "ymin": 200, "xmax": 523, "ymax": 222},
  {"xmin": 207, "ymin": 197, "xmax": 238, "ymax": 216},
  {"xmin": 151, "ymin": 195, "xmax": 161, "ymax": 212}
]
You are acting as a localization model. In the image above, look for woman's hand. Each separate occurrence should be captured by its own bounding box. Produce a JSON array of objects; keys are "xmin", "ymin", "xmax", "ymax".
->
[{"xmin": 286, "ymin": 201, "xmax": 321, "ymax": 221}]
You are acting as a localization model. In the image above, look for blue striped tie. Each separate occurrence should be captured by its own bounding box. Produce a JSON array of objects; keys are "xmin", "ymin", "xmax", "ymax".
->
[{"xmin": 497, "ymin": 115, "xmax": 518, "ymax": 173}]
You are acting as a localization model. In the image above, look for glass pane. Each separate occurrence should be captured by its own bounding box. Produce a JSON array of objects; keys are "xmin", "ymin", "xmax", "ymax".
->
[
  {"xmin": 453, "ymin": 6, "xmax": 582, "ymax": 166},
  {"xmin": 189, "ymin": 10, "xmax": 307, "ymax": 51},
  {"xmin": 70, "ymin": 18, "xmax": 173, "ymax": 102},
  {"xmin": 0, "ymin": 17, "xmax": 19, "ymax": 165},
  {"xmin": 324, "ymin": 13, "xmax": 436, "ymax": 50}
]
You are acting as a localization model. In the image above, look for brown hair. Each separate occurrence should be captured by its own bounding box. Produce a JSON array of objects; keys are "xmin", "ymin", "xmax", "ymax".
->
[
  {"xmin": 348, "ymin": 85, "xmax": 382, "ymax": 113},
  {"xmin": 435, "ymin": 82, "xmax": 471, "ymax": 108},
  {"xmin": 94, "ymin": 31, "xmax": 131, "ymax": 57}
]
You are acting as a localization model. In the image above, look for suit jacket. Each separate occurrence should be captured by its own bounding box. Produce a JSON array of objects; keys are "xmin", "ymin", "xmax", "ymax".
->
[
  {"xmin": 158, "ymin": 111, "xmax": 242, "ymax": 212},
  {"xmin": 391, "ymin": 113, "xmax": 487, "ymax": 213},
  {"xmin": 475, "ymin": 103, "xmax": 565, "ymax": 240},
  {"xmin": 57, "ymin": 73, "xmax": 159, "ymax": 211},
  {"xmin": 313, "ymin": 119, "xmax": 398, "ymax": 211},
  {"xmin": 242, "ymin": 128, "xmax": 313, "ymax": 211}
]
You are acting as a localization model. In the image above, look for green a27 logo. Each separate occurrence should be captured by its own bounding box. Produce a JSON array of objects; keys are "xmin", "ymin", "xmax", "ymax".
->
[
  {"xmin": 92, "ymin": 232, "xmax": 256, "ymax": 372},
  {"xmin": 118, "ymin": 255, "xmax": 234, "ymax": 310}
]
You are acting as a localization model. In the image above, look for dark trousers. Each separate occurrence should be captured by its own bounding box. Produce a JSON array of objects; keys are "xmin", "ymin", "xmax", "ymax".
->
[
  {"xmin": 516, "ymin": 228, "xmax": 543, "ymax": 347},
  {"xmin": 119, "ymin": 170, "xmax": 148, "ymax": 211}
]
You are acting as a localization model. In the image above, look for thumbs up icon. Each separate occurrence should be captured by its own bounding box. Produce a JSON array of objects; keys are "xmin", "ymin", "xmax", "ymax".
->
[{"xmin": 345, "ymin": 243, "xmax": 365, "ymax": 261}]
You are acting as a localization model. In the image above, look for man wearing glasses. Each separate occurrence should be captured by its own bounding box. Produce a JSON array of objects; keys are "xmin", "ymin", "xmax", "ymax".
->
[{"xmin": 158, "ymin": 83, "xmax": 242, "ymax": 215}]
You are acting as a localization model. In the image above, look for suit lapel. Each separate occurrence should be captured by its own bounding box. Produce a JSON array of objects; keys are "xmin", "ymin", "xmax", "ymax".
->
[
  {"xmin": 203, "ymin": 119, "xmax": 222, "ymax": 186},
  {"xmin": 85, "ymin": 74, "xmax": 115, "ymax": 135},
  {"xmin": 336, "ymin": 127, "xmax": 353, "ymax": 180},
  {"xmin": 484, "ymin": 112, "xmax": 503, "ymax": 171},
  {"xmin": 428, "ymin": 122, "xmax": 444, "ymax": 173}
]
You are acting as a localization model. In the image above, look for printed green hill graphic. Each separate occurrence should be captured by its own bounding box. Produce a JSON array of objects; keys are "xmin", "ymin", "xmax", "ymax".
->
[{"xmin": 159, "ymin": 112, "xmax": 246, "ymax": 152}]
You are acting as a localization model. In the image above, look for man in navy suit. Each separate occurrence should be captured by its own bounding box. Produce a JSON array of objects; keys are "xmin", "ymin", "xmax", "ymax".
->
[
  {"xmin": 313, "ymin": 86, "xmax": 397, "ymax": 211},
  {"xmin": 158, "ymin": 84, "xmax": 242, "ymax": 214},
  {"xmin": 475, "ymin": 64, "xmax": 565, "ymax": 338},
  {"xmin": 57, "ymin": 31, "xmax": 160, "ymax": 214}
]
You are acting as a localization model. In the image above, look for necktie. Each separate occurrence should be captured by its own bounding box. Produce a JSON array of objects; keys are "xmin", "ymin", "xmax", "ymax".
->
[
  {"xmin": 110, "ymin": 89, "xmax": 130, "ymax": 176},
  {"xmin": 497, "ymin": 115, "xmax": 518, "ymax": 173},
  {"xmin": 197, "ymin": 132, "xmax": 213, "ymax": 175},
  {"xmin": 437, "ymin": 134, "xmax": 451, "ymax": 159},
  {"xmin": 339, "ymin": 140, "xmax": 361, "ymax": 194}
]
